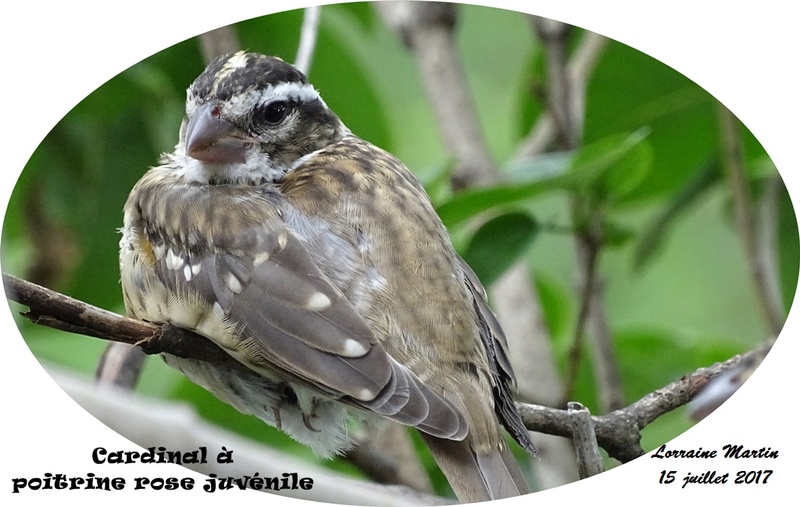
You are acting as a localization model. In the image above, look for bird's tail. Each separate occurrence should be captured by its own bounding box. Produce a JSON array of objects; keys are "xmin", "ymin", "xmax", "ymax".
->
[{"xmin": 420, "ymin": 433, "xmax": 530, "ymax": 503}]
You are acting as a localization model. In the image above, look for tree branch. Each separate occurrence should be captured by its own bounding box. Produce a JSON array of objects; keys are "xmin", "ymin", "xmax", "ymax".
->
[
  {"xmin": 567, "ymin": 402, "xmax": 604, "ymax": 478},
  {"xmin": 4, "ymin": 272, "xmax": 768, "ymax": 466},
  {"xmin": 718, "ymin": 104, "xmax": 785, "ymax": 336},
  {"xmin": 198, "ymin": 25, "xmax": 241, "ymax": 63},
  {"xmin": 531, "ymin": 16, "xmax": 623, "ymax": 412},
  {"xmin": 514, "ymin": 28, "xmax": 607, "ymax": 158},
  {"xmin": 515, "ymin": 340, "xmax": 770, "ymax": 463},
  {"xmin": 4, "ymin": 273, "xmax": 245, "ymax": 370},
  {"xmin": 375, "ymin": 1, "xmax": 496, "ymax": 189}
]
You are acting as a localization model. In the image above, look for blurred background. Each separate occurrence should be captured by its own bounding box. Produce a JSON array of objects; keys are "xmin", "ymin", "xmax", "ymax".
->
[{"xmin": 2, "ymin": 1, "xmax": 796, "ymax": 500}]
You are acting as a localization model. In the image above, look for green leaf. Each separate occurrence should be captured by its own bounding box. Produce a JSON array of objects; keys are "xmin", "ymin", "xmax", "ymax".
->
[
  {"xmin": 584, "ymin": 40, "xmax": 718, "ymax": 201},
  {"xmin": 436, "ymin": 180, "xmax": 556, "ymax": 228},
  {"xmin": 567, "ymin": 128, "xmax": 651, "ymax": 198},
  {"xmin": 436, "ymin": 129, "xmax": 650, "ymax": 227},
  {"xmin": 461, "ymin": 212, "xmax": 539, "ymax": 286},
  {"xmin": 504, "ymin": 150, "xmax": 572, "ymax": 181},
  {"xmin": 591, "ymin": 134, "xmax": 654, "ymax": 205}
]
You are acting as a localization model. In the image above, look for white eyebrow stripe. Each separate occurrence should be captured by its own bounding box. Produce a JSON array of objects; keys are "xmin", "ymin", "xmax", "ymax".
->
[
  {"xmin": 220, "ymin": 81, "xmax": 324, "ymax": 119},
  {"xmin": 264, "ymin": 81, "xmax": 322, "ymax": 105}
]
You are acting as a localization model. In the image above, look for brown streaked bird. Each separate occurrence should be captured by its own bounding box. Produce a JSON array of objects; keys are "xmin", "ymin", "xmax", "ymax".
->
[{"xmin": 119, "ymin": 51, "xmax": 536, "ymax": 502}]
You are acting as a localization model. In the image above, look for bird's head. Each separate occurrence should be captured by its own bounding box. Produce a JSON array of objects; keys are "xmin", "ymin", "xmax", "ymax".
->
[{"xmin": 177, "ymin": 51, "xmax": 348, "ymax": 184}]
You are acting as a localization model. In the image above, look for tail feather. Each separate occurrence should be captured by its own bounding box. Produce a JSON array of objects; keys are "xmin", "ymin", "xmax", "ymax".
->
[{"xmin": 420, "ymin": 434, "xmax": 530, "ymax": 503}]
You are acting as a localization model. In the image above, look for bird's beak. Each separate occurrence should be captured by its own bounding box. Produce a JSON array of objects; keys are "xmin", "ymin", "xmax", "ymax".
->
[{"xmin": 185, "ymin": 103, "xmax": 248, "ymax": 164}]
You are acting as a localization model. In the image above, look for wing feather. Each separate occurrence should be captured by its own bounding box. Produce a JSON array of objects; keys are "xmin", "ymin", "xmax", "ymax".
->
[{"xmin": 133, "ymin": 172, "xmax": 467, "ymax": 439}]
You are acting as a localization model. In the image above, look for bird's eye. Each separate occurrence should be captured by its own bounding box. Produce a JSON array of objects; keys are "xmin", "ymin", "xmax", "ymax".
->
[{"xmin": 254, "ymin": 101, "xmax": 291, "ymax": 126}]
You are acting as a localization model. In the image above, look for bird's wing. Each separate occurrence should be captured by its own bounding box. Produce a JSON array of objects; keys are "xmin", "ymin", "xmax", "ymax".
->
[
  {"xmin": 458, "ymin": 257, "xmax": 538, "ymax": 456},
  {"xmin": 130, "ymin": 172, "xmax": 467, "ymax": 440}
]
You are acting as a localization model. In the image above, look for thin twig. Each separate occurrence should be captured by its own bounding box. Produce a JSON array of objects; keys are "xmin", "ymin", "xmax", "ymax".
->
[
  {"xmin": 532, "ymin": 17, "xmax": 579, "ymax": 148},
  {"xmin": 718, "ymin": 104, "xmax": 785, "ymax": 335},
  {"xmin": 198, "ymin": 25, "xmax": 241, "ymax": 63},
  {"xmin": 531, "ymin": 16, "xmax": 623, "ymax": 412},
  {"xmin": 515, "ymin": 30, "xmax": 607, "ymax": 158},
  {"xmin": 756, "ymin": 175, "xmax": 785, "ymax": 318},
  {"xmin": 4, "ymin": 273, "xmax": 248, "ymax": 369},
  {"xmin": 5, "ymin": 273, "xmax": 156, "ymax": 344},
  {"xmin": 563, "ymin": 227, "xmax": 600, "ymax": 398},
  {"xmin": 295, "ymin": 6, "xmax": 322, "ymax": 75}
]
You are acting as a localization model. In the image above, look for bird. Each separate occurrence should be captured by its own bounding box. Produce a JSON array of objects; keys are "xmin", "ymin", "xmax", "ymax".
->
[{"xmin": 119, "ymin": 51, "xmax": 536, "ymax": 502}]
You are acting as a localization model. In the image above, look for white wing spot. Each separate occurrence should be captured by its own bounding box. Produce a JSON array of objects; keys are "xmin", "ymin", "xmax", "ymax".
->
[
  {"xmin": 305, "ymin": 292, "xmax": 331, "ymax": 311},
  {"xmin": 183, "ymin": 264, "xmax": 193, "ymax": 282},
  {"xmin": 191, "ymin": 263, "xmax": 202, "ymax": 276},
  {"xmin": 278, "ymin": 230, "xmax": 288, "ymax": 250},
  {"xmin": 224, "ymin": 272, "xmax": 243, "ymax": 294},
  {"xmin": 167, "ymin": 248, "xmax": 185, "ymax": 270},
  {"xmin": 253, "ymin": 251, "xmax": 271, "ymax": 267},
  {"xmin": 342, "ymin": 338, "xmax": 368, "ymax": 357},
  {"xmin": 355, "ymin": 388, "xmax": 375, "ymax": 402}
]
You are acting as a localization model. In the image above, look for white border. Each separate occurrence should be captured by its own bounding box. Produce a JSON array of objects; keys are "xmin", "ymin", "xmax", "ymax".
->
[{"xmin": 2, "ymin": 1, "xmax": 797, "ymax": 505}]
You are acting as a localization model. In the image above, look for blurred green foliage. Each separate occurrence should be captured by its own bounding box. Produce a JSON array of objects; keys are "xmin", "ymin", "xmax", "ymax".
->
[{"xmin": 2, "ymin": 2, "xmax": 796, "ymax": 495}]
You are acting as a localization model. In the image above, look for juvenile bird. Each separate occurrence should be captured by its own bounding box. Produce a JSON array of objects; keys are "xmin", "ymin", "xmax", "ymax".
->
[{"xmin": 119, "ymin": 51, "xmax": 535, "ymax": 502}]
